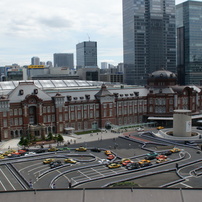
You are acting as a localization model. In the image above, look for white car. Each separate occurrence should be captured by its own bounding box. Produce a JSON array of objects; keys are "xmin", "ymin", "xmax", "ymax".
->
[
  {"xmin": 136, "ymin": 127, "xmax": 144, "ymax": 132},
  {"xmin": 24, "ymin": 152, "xmax": 36, "ymax": 156},
  {"xmin": 98, "ymin": 159, "xmax": 110, "ymax": 165}
]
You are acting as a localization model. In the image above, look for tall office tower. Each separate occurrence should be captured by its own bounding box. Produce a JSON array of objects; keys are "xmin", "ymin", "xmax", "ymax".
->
[
  {"xmin": 53, "ymin": 53, "xmax": 74, "ymax": 68},
  {"xmin": 76, "ymin": 41, "xmax": 97, "ymax": 69},
  {"xmin": 31, "ymin": 57, "xmax": 40, "ymax": 65},
  {"xmin": 101, "ymin": 62, "xmax": 108, "ymax": 69},
  {"xmin": 123, "ymin": 0, "xmax": 176, "ymax": 85},
  {"xmin": 176, "ymin": 1, "xmax": 202, "ymax": 85}
]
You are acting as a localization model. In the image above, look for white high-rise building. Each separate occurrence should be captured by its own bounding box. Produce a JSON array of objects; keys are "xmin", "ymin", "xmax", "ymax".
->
[
  {"xmin": 101, "ymin": 62, "xmax": 108, "ymax": 69},
  {"xmin": 31, "ymin": 57, "xmax": 40, "ymax": 65}
]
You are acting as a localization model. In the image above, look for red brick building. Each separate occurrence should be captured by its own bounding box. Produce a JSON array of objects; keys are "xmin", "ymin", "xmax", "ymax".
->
[{"xmin": 0, "ymin": 70, "xmax": 202, "ymax": 140}]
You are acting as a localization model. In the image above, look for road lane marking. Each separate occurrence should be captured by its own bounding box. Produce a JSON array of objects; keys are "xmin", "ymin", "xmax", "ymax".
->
[
  {"xmin": 28, "ymin": 165, "xmax": 47, "ymax": 173},
  {"xmin": 91, "ymin": 168, "xmax": 105, "ymax": 176},
  {"xmin": 33, "ymin": 167, "xmax": 49, "ymax": 175},
  {"xmin": 180, "ymin": 182, "xmax": 192, "ymax": 188},
  {"xmin": 19, "ymin": 162, "xmax": 42, "ymax": 172},
  {"xmin": 0, "ymin": 169, "xmax": 16, "ymax": 190},
  {"xmin": 56, "ymin": 170, "xmax": 70, "ymax": 181},
  {"xmin": 0, "ymin": 180, "xmax": 6, "ymax": 191},
  {"xmin": 78, "ymin": 170, "xmax": 91, "ymax": 179}
]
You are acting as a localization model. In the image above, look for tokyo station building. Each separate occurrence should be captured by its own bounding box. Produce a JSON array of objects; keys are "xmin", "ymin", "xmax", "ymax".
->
[{"xmin": 0, "ymin": 69, "xmax": 202, "ymax": 141}]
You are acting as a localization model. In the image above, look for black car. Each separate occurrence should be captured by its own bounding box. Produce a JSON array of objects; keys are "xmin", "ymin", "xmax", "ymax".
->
[
  {"xmin": 35, "ymin": 149, "xmax": 46, "ymax": 153},
  {"xmin": 144, "ymin": 155, "xmax": 156, "ymax": 160},
  {"xmin": 50, "ymin": 160, "xmax": 62, "ymax": 168},
  {"xmin": 90, "ymin": 148, "xmax": 101, "ymax": 152},
  {"xmin": 126, "ymin": 162, "xmax": 140, "ymax": 170},
  {"xmin": 197, "ymin": 127, "xmax": 202, "ymax": 130},
  {"xmin": 161, "ymin": 151, "xmax": 172, "ymax": 156}
]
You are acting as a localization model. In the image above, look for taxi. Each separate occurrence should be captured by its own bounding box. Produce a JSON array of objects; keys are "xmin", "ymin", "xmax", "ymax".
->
[
  {"xmin": 64, "ymin": 158, "xmax": 77, "ymax": 164},
  {"xmin": 75, "ymin": 146, "xmax": 87, "ymax": 152},
  {"xmin": 108, "ymin": 163, "xmax": 121, "ymax": 169},
  {"xmin": 43, "ymin": 158, "xmax": 55, "ymax": 164},
  {"xmin": 157, "ymin": 126, "xmax": 164, "ymax": 130},
  {"xmin": 170, "ymin": 148, "xmax": 181, "ymax": 153},
  {"xmin": 105, "ymin": 150, "xmax": 112, "ymax": 155},
  {"xmin": 48, "ymin": 147, "xmax": 58, "ymax": 152},
  {"xmin": 138, "ymin": 159, "xmax": 152, "ymax": 167}
]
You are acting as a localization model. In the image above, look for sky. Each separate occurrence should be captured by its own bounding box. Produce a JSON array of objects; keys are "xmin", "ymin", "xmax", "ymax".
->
[{"xmin": 0, "ymin": 0, "xmax": 200, "ymax": 67}]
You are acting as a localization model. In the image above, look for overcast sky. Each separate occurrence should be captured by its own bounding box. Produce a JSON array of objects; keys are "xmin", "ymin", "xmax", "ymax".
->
[{"xmin": 0, "ymin": 0, "xmax": 199, "ymax": 67}]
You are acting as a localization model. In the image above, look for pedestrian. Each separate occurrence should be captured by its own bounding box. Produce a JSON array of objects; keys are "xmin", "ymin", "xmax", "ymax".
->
[{"xmin": 69, "ymin": 181, "xmax": 72, "ymax": 188}]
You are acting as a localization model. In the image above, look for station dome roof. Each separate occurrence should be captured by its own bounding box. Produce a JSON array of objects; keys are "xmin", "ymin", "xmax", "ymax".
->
[{"xmin": 149, "ymin": 69, "xmax": 177, "ymax": 79}]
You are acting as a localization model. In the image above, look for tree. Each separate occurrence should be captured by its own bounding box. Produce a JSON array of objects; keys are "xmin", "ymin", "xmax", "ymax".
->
[
  {"xmin": 19, "ymin": 137, "xmax": 29, "ymax": 147},
  {"xmin": 57, "ymin": 134, "xmax": 64, "ymax": 143},
  {"xmin": 47, "ymin": 132, "xmax": 53, "ymax": 140},
  {"xmin": 19, "ymin": 137, "xmax": 25, "ymax": 146}
]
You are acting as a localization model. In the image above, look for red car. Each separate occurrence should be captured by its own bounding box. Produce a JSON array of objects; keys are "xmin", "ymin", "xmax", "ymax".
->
[
  {"xmin": 18, "ymin": 150, "xmax": 27, "ymax": 155},
  {"xmin": 156, "ymin": 155, "xmax": 167, "ymax": 160},
  {"xmin": 107, "ymin": 154, "xmax": 115, "ymax": 160},
  {"xmin": 122, "ymin": 159, "xmax": 133, "ymax": 166}
]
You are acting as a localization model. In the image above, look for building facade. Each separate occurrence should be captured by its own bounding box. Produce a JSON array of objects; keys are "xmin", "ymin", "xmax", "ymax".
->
[
  {"xmin": 1, "ymin": 70, "xmax": 202, "ymax": 141},
  {"xmin": 176, "ymin": 1, "xmax": 202, "ymax": 85},
  {"xmin": 53, "ymin": 53, "xmax": 74, "ymax": 68},
  {"xmin": 123, "ymin": 0, "xmax": 176, "ymax": 85},
  {"xmin": 31, "ymin": 57, "xmax": 40, "ymax": 65},
  {"xmin": 76, "ymin": 41, "xmax": 97, "ymax": 69}
]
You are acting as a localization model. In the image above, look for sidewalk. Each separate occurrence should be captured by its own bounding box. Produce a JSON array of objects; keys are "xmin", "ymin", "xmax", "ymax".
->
[{"xmin": 0, "ymin": 131, "xmax": 123, "ymax": 152}]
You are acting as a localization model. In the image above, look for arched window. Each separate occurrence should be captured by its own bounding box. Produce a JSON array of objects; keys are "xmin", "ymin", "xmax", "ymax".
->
[{"xmin": 29, "ymin": 106, "xmax": 37, "ymax": 125}]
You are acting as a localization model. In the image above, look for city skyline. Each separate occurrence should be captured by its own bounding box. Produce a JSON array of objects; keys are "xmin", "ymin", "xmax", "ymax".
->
[{"xmin": 0, "ymin": 0, "xmax": 200, "ymax": 67}]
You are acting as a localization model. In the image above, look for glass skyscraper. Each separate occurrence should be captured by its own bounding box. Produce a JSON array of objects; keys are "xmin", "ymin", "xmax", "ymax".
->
[
  {"xmin": 176, "ymin": 1, "xmax": 202, "ymax": 85},
  {"xmin": 76, "ymin": 41, "xmax": 97, "ymax": 69},
  {"xmin": 123, "ymin": 0, "xmax": 176, "ymax": 85},
  {"xmin": 53, "ymin": 53, "xmax": 74, "ymax": 68}
]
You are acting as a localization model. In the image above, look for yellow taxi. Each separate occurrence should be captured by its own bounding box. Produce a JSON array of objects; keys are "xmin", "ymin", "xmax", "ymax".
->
[
  {"xmin": 3, "ymin": 149, "xmax": 17, "ymax": 156},
  {"xmin": 170, "ymin": 148, "xmax": 181, "ymax": 153},
  {"xmin": 0, "ymin": 155, "xmax": 5, "ymax": 159},
  {"xmin": 43, "ymin": 158, "xmax": 55, "ymax": 164},
  {"xmin": 64, "ymin": 158, "xmax": 77, "ymax": 164},
  {"xmin": 108, "ymin": 163, "xmax": 122, "ymax": 169},
  {"xmin": 75, "ymin": 146, "xmax": 87, "ymax": 152},
  {"xmin": 48, "ymin": 147, "xmax": 58, "ymax": 152},
  {"xmin": 157, "ymin": 126, "xmax": 164, "ymax": 130},
  {"xmin": 138, "ymin": 159, "xmax": 151, "ymax": 167},
  {"xmin": 105, "ymin": 150, "xmax": 112, "ymax": 155}
]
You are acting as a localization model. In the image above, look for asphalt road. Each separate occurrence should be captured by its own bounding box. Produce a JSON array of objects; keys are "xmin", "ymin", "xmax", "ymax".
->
[{"xmin": 1, "ymin": 134, "xmax": 202, "ymax": 191}]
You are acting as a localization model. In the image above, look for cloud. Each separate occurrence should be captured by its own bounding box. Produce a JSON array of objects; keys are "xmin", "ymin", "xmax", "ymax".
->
[
  {"xmin": 39, "ymin": 16, "xmax": 73, "ymax": 28},
  {"xmin": 0, "ymin": 0, "xmax": 123, "ymax": 66}
]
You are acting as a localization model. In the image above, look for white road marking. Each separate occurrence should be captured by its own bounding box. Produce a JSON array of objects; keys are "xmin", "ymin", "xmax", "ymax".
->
[
  {"xmin": 0, "ymin": 169, "xmax": 16, "ymax": 190},
  {"xmin": 56, "ymin": 170, "xmax": 70, "ymax": 181},
  {"xmin": 33, "ymin": 167, "xmax": 49, "ymax": 175},
  {"xmin": 0, "ymin": 180, "xmax": 6, "ymax": 191},
  {"xmin": 78, "ymin": 170, "xmax": 91, "ymax": 179},
  {"xmin": 91, "ymin": 168, "xmax": 105, "ymax": 176},
  {"xmin": 180, "ymin": 182, "xmax": 193, "ymax": 188},
  {"xmin": 28, "ymin": 165, "xmax": 47, "ymax": 173},
  {"xmin": 19, "ymin": 162, "xmax": 42, "ymax": 172}
]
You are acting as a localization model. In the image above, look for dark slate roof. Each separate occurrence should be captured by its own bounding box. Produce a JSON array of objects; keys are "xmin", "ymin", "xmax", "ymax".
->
[
  {"xmin": 149, "ymin": 69, "xmax": 177, "ymax": 79},
  {"xmin": 94, "ymin": 83, "xmax": 113, "ymax": 99}
]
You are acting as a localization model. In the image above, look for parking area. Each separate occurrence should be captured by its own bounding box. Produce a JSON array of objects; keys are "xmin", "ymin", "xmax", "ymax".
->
[{"xmin": 1, "ymin": 132, "xmax": 200, "ymax": 191}]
